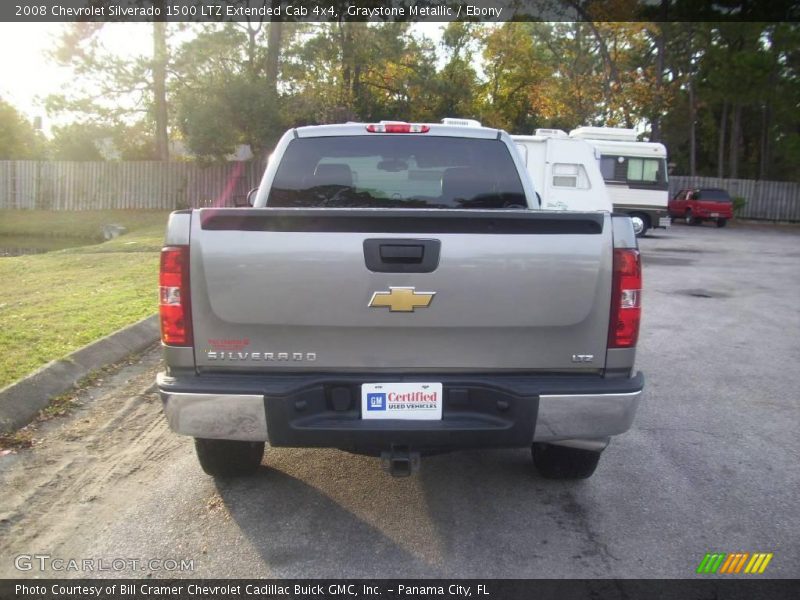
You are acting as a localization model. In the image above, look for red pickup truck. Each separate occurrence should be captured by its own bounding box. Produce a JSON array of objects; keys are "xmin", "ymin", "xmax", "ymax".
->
[{"xmin": 669, "ymin": 188, "xmax": 734, "ymax": 228}]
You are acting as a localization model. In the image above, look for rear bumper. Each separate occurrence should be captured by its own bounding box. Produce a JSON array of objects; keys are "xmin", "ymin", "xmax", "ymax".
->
[
  {"xmin": 671, "ymin": 207, "xmax": 733, "ymax": 219},
  {"xmin": 157, "ymin": 371, "xmax": 644, "ymax": 452},
  {"xmin": 695, "ymin": 211, "xmax": 733, "ymax": 219}
]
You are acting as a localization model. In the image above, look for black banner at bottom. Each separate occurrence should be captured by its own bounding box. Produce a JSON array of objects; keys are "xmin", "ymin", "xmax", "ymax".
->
[{"xmin": 1, "ymin": 579, "xmax": 799, "ymax": 600}]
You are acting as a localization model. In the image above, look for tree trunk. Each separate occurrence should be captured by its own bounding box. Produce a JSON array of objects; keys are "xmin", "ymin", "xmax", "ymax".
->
[
  {"xmin": 728, "ymin": 103, "xmax": 742, "ymax": 179},
  {"xmin": 338, "ymin": 23, "xmax": 350, "ymax": 101},
  {"xmin": 650, "ymin": 12, "xmax": 667, "ymax": 141},
  {"xmin": 246, "ymin": 25, "xmax": 258, "ymax": 80},
  {"xmin": 688, "ymin": 77, "xmax": 696, "ymax": 176},
  {"xmin": 759, "ymin": 104, "xmax": 771, "ymax": 180},
  {"xmin": 152, "ymin": 17, "xmax": 169, "ymax": 162},
  {"xmin": 759, "ymin": 43, "xmax": 779, "ymax": 180},
  {"xmin": 717, "ymin": 100, "xmax": 728, "ymax": 178},
  {"xmin": 265, "ymin": 14, "xmax": 282, "ymax": 96}
]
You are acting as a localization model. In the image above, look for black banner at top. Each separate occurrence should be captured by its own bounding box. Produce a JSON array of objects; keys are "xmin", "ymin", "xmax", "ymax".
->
[{"xmin": 3, "ymin": 0, "xmax": 800, "ymax": 23}]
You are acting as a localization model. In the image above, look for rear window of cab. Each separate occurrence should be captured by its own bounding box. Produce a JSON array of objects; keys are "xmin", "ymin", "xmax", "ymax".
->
[
  {"xmin": 267, "ymin": 136, "xmax": 527, "ymax": 209},
  {"xmin": 695, "ymin": 190, "xmax": 732, "ymax": 202}
]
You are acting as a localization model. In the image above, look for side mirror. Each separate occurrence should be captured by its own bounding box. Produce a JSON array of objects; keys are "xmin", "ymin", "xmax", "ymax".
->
[{"xmin": 234, "ymin": 188, "xmax": 258, "ymax": 207}]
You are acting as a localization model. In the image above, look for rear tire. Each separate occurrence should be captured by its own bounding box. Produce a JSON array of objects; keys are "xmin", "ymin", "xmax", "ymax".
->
[
  {"xmin": 194, "ymin": 438, "xmax": 264, "ymax": 477},
  {"xmin": 532, "ymin": 443, "xmax": 602, "ymax": 479},
  {"xmin": 630, "ymin": 213, "xmax": 650, "ymax": 238},
  {"xmin": 716, "ymin": 218, "xmax": 727, "ymax": 228}
]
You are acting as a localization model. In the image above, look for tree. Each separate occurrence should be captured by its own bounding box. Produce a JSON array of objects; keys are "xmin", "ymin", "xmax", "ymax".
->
[
  {"xmin": 48, "ymin": 121, "xmax": 156, "ymax": 161},
  {"xmin": 48, "ymin": 123, "xmax": 104, "ymax": 161},
  {"xmin": 152, "ymin": 2, "xmax": 169, "ymax": 160},
  {"xmin": 478, "ymin": 23, "xmax": 552, "ymax": 132},
  {"xmin": 430, "ymin": 23, "xmax": 480, "ymax": 120},
  {"xmin": 524, "ymin": 22, "xmax": 605, "ymax": 129},
  {"xmin": 171, "ymin": 20, "xmax": 289, "ymax": 160},
  {"xmin": 0, "ymin": 98, "xmax": 46, "ymax": 160},
  {"xmin": 281, "ymin": 23, "xmax": 438, "ymax": 125},
  {"xmin": 46, "ymin": 21, "xmax": 173, "ymax": 160}
]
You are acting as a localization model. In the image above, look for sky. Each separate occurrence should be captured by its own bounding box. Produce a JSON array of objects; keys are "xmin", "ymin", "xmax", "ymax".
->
[
  {"xmin": 0, "ymin": 22, "xmax": 71, "ymax": 120},
  {"xmin": 0, "ymin": 22, "xmax": 158, "ymax": 130},
  {"xmin": 0, "ymin": 21, "xmax": 448, "ymax": 134}
]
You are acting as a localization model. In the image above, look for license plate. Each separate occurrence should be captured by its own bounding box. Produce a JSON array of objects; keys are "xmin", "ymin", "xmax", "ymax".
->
[
  {"xmin": 659, "ymin": 217, "xmax": 672, "ymax": 227},
  {"xmin": 361, "ymin": 382, "xmax": 443, "ymax": 420},
  {"xmin": 710, "ymin": 212, "xmax": 719, "ymax": 217}
]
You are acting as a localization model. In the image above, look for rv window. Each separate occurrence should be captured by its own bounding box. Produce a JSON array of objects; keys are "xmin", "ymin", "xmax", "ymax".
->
[
  {"xmin": 600, "ymin": 157, "xmax": 618, "ymax": 181},
  {"xmin": 552, "ymin": 163, "xmax": 590, "ymax": 189},
  {"xmin": 600, "ymin": 155, "xmax": 665, "ymax": 185},
  {"xmin": 627, "ymin": 158, "xmax": 660, "ymax": 183}
]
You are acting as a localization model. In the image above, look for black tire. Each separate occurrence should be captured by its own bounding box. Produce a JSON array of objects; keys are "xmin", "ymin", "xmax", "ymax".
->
[
  {"xmin": 194, "ymin": 438, "xmax": 264, "ymax": 477},
  {"xmin": 630, "ymin": 213, "xmax": 650, "ymax": 238},
  {"xmin": 685, "ymin": 210, "xmax": 697, "ymax": 225},
  {"xmin": 532, "ymin": 443, "xmax": 602, "ymax": 479},
  {"xmin": 716, "ymin": 218, "xmax": 727, "ymax": 228}
]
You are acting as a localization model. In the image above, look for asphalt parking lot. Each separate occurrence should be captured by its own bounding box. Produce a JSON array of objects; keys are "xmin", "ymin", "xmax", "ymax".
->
[{"xmin": 0, "ymin": 221, "xmax": 798, "ymax": 578}]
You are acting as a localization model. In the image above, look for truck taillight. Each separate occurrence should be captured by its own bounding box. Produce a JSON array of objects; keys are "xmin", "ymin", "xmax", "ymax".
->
[
  {"xmin": 159, "ymin": 246, "xmax": 192, "ymax": 346},
  {"xmin": 608, "ymin": 248, "xmax": 642, "ymax": 348},
  {"xmin": 366, "ymin": 123, "xmax": 430, "ymax": 133}
]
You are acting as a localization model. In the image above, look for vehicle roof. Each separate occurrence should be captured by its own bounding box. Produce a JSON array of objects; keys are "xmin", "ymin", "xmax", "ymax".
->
[
  {"xmin": 511, "ymin": 135, "xmax": 589, "ymax": 144},
  {"xmin": 294, "ymin": 122, "xmax": 502, "ymax": 140},
  {"xmin": 579, "ymin": 137, "xmax": 667, "ymax": 157}
]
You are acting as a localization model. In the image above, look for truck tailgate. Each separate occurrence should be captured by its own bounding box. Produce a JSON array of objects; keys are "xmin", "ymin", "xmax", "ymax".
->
[{"xmin": 189, "ymin": 208, "xmax": 612, "ymax": 373}]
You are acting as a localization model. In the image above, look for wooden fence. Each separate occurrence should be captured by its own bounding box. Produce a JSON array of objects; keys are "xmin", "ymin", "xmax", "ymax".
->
[
  {"xmin": 1, "ymin": 160, "xmax": 800, "ymax": 221},
  {"xmin": 0, "ymin": 160, "xmax": 264, "ymax": 210},
  {"xmin": 669, "ymin": 176, "xmax": 800, "ymax": 222}
]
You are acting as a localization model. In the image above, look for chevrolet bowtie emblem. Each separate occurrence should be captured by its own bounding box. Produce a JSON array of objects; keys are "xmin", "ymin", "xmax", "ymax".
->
[{"xmin": 368, "ymin": 287, "xmax": 436, "ymax": 312}]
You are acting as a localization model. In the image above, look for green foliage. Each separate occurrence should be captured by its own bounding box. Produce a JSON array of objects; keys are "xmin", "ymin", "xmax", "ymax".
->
[
  {"xmin": 0, "ymin": 98, "xmax": 47, "ymax": 159},
  {"xmin": 171, "ymin": 22, "xmax": 284, "ymax": 160},
  {"xmin": 48, "ymin": 123, "xmax": 104, "ymax": 161},
  {"xmin": 279, "ymin": 23, "xmax": 440, "ymax": 126},
  {"xmin": 40, "ymin": 20, "xmax": 800, "ymax": 180},
  {"xmin": 45, "ymin": 23, "xmax": 168, "ymax": 161},
  {"xmin": 732, "ymin": 196, "xmax": 747, "ymax": 216},
  {"xmin": 0, "ymin": 209, "xmax": 170, "ymax": 240}
]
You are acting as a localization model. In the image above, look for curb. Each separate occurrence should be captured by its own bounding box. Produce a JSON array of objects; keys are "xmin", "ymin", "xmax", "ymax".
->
[{"xmin": 0, "ymin": 315, "xmax": 160, "ymax": 434}]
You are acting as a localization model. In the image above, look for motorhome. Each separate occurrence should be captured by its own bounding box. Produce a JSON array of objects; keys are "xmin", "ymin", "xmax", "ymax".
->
[{"xmin": 569, "ymin": 126, "xmax": 670, "ymax": 237}]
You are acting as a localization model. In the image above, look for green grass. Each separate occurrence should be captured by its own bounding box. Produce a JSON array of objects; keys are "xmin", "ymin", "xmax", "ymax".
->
[
  {"xmin": 0, "ymin": 210, "xmax": 171, "ymax": 240},
  {"xmin": 0, "ymin": 210, "xmax": 171, "ymax": 389}
]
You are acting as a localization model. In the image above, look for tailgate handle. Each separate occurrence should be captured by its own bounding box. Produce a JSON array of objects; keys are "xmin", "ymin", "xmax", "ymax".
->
[
  {"xmin": 380, "ymin": 244, "xmax": 424, "ymax": 263},
  {"xmin": 363, "ymin": 239, "xmax": 441, "ymax": 273}
]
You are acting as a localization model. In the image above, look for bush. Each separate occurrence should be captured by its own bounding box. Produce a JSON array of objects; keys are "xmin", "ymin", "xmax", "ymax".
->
[{"xmin": 732, "ymin": 196, "xmax": 747, "ymax": 216}]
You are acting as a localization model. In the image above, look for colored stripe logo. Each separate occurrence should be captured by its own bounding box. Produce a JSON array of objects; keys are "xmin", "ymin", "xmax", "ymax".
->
[{"xmin": 697, "ymin": 552, "xmax": 773, "ymax": 574}]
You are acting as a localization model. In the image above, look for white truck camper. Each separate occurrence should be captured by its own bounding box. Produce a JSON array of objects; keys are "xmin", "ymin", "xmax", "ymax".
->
[{"xmin": 511, "ymin": 129, "xmax": 612, "ymax": 213}]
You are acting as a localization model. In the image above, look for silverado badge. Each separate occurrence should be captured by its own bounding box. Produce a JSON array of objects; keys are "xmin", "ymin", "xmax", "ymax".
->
[{"xmin": 368, "ymin": 287, "xmax": 435, "ymax": 312}]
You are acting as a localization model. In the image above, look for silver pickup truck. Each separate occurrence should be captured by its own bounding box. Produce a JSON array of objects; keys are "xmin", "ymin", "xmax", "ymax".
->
[{"xmin": 157, "ymin": 122, "xmax": 644, "ymax": 479}]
